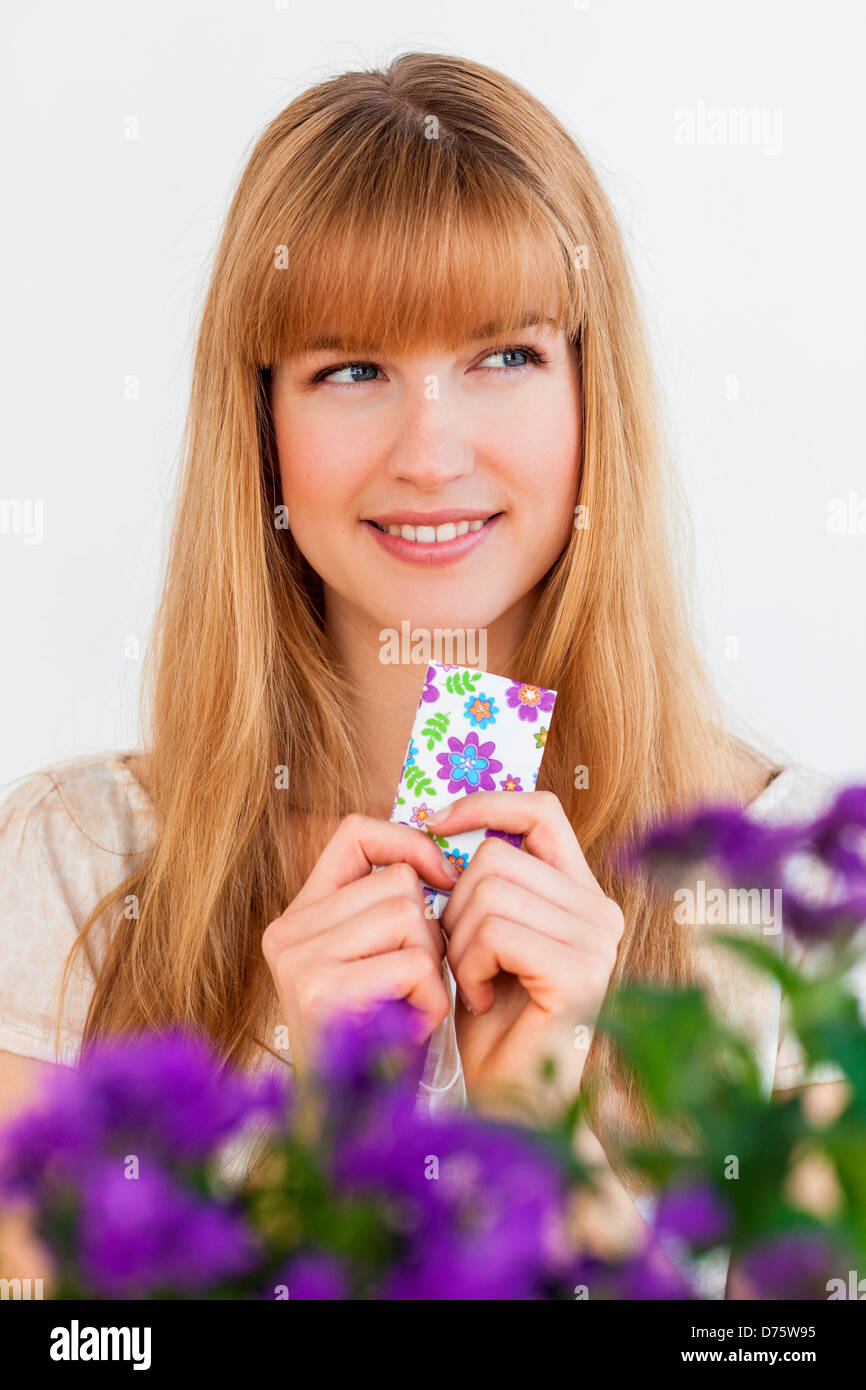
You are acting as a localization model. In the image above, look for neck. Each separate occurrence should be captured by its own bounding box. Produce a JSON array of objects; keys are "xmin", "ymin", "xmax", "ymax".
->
[{"xmin": 324, "ymin": 589, "xmax": 542, "ymax": 821}]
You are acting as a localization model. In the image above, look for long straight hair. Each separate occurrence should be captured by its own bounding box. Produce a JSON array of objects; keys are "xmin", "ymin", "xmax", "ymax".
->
[{"xmin": 59, "ymin": 52, "xmax": 774, "ymax": 1178}]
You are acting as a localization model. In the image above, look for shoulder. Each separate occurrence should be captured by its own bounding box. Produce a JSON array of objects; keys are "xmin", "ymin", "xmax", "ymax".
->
[
  {"xmin": 0, "ymin": 752, "xmax": 154, "ymax": 909},
  {"xmin": 0, "ymin": 750, "xmax": 153, "ymax": 842},
  {"xmin": 745, "ymin": 762, "xmax": 836, "ymax": 825},
  {"xmin": 0, "ymin": 751, "xmax": 154, "ymax": 1065}
]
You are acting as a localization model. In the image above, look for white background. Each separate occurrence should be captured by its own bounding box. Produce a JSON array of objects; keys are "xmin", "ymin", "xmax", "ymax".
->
[{"xmin": 1, "ymin": 0, "xmax": 864, "ymax": 792}]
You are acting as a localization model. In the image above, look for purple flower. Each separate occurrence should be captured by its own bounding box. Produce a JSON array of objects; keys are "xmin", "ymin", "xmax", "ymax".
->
[
  {"xmin": 504, "ymin": 682, "xmax": 556, "ymax": 723},
  {"xmin": 421, "ymin": 667, "xmax": 440, "ymax": 703},
  {"xmin": 570, "ymin": 1242, "xmax": 696, "ymax": 1301},
  {"xmin": 80, "ymin": 1158, "xmax": 257, "ymax": 1297},
  {"xmin": 270, "ymin": 1252, "xmax": 349, "ymax": 1300},
  {"xmin": 622, "ymin": 1240, "xmax": 697, "ymax": 1299},
  {"xmin": 499, "ymin": 773, "xmax": 523, "ymax": 792},
  {"xmin": 332, "ymin": 1106, "xmax": 570, "ymax": 1299},
  {"xmin": 740, "ymin": 1231, "xmax": 841, "ymax": 1299},
  {"xmin": 774, "ymin": 886, "xmax": 866, "ymax": 943},
  {"xmin": 315, "ymin": 999, "xmax": 427, "ymax": 1097},
  {"xmin": 628, "ymin": 806, "xmax": 804, "ymax": 885},
  {"xmin": 0, "ymin": 1029, "xmax": 287, "ymax": 1202},
  {"xmin": 810, "ymin": 786, "xmax": 866, "ymax": 883},
  {"xmin": 625, "ymin": 786, "xmax": 866, "ymax": 943},
  {"xmin": 436, "ymin": 732, "xmax": 503, "ymax": 793},
  {"xmin": 655, "ymin": 1181, "xmax": 731, "ymax": 1245}
]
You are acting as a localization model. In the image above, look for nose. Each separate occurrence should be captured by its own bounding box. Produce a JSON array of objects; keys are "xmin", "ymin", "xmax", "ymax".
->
[{"xmin": 384, "ymin": 378, "xmax": 475, "ymax": 490}]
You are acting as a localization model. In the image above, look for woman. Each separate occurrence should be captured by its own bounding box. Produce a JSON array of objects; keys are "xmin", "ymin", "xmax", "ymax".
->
[{"xmin": 0, "ymin": 52, "xmax": 848, "ymax": 1297}]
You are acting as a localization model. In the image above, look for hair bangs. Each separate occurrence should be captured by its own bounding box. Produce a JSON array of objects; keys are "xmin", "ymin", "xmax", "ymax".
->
[{"xmin": 232, "ymin": 135, "xmax": 584, "ymax": 367}]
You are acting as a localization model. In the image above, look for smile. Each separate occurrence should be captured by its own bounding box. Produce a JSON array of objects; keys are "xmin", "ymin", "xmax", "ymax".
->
[{"xmin": 361, "ymin": 511, "xmax": 503, "ymax": 566}]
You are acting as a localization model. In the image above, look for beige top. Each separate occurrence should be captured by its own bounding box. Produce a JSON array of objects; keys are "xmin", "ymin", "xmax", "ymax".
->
[{"xmin": 1, "ymin": 751, "xmax": 862, "ymax": 1298}]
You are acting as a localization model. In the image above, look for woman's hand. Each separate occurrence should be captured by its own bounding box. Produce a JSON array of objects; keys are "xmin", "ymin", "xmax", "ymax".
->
[
  {"xmin": 430, "ymin": 790, "xmax": 624, "ymax": 1114},
  {"xmin": 262, "ymin": 816, "xmax": 459, "ymax": 1076}
]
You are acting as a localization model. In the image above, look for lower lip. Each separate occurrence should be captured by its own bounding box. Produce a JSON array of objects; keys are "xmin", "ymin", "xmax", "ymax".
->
[{"xmin": 362, "ymin": 514, "xmax": 503, "ymax": 566}]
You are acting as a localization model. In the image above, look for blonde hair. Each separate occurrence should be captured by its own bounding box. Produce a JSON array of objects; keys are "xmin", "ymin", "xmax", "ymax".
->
[{"xmin": 58, "ymin": 51, "xmax": 775, "ymax": 1178}]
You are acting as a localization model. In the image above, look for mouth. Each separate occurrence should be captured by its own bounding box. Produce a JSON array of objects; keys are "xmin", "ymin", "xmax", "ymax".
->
[{"xmin": 361, "ymin": 511, "xmax": 504, "ymax": 566}]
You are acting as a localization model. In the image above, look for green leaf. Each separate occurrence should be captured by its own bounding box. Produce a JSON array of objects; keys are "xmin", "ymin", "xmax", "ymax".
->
[
  {"xmin": 710, "ymin": 931, "xmax": 804, "ymax": 996},
  {"xmin": 445, "ymin": 670, "xmax": 482, "ymax": 695},
  {"xmin": 403, "ymin": 765, "xmax": 437, "ymax": 797},
  {"xmin": 421, "ymin": 712, "xmax": 450, "ymax": 750}
]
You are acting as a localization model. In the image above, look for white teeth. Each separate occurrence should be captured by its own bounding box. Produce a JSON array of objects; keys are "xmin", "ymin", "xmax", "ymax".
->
[{"xmin": 373, "ymin": 516, "xmax": 493, "ymax": 542}]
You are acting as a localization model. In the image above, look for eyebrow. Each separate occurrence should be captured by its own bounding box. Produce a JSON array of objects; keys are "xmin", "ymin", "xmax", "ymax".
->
[{"xmin": 295, "ymin": 311, "xmax": 556, "ymax": 355}]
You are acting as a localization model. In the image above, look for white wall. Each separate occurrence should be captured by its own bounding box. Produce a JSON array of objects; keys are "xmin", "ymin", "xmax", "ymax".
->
[{"xmin": 2, "ymin": 0, "xmax": 863, "ymax": 790}]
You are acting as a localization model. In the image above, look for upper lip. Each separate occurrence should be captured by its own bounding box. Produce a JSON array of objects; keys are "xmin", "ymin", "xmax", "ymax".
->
[{"xmin": 362, "ymin": 509, "xmax": 501, "ymax": 526}]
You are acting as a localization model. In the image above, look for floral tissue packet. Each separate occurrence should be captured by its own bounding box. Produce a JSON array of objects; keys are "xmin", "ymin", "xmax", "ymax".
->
[{"xmin": 389, "ymin": 662, "xmax": 558, "ymax": 917}]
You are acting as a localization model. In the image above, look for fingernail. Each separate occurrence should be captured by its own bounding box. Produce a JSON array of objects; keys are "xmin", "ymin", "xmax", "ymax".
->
[
  {"xmin": 443, "ymin": 855, "xmax": 460, "ymax": 879},
  {"xmin": 426, "ymin": 803, "xmax": 452, "ymax": 825},
  {"xmin": 457, "ymin": 986, "xmax": 476, "ymax": 1015}
]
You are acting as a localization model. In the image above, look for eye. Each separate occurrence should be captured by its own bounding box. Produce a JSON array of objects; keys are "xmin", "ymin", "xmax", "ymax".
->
[
  {"xmin": 313, "ymin": 361, "xmax": 383, "ymax": 388},
  {"xmin": 309, "ymin": 342, "xmax": 549, "ymax": 389},
  {"xmin": 476, "ymin": 344, "xmax": 549, "ymax": 374}
]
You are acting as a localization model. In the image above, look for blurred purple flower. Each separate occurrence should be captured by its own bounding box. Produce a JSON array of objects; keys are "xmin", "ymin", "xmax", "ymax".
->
[
  {"xmin": 315, "ymin": 999, "xmax": 427, "ymax": 1095},
  {"xmin": 269, "ymin": 1251, "xmax": 349, "ymax": 1301},
  {"xmin": 334, "ymin": 1108, "xmax": 570, "ymax": 1299},
  {"xmin": 622, "ymin": 1240, "xmax": 697, "ymax": 1299},
  {"xmin": 421, "ymin": 667, "xmax": 440, "ymax": 702},
  {"xmin": 0, "ymin": 1029, "xmax": 287, "ymax": 1201},
  {"xmin": 810, "ymin": 786, "xmax": 866, "ymax": 883},
  {"xmin": 631, "ymin": 806, "xmax": 803, "ymax": 885},
  {"xmin": 75, "ymin": 1029, "xmax": 287, "ymax": 1159},
  {"xmin": 80, "ymin": 1158, "xmax": 257, "ymax": 1297},
  {"xmin": 778, "ymin": 887, "xmax": 866, "ymax": 943},
  {"xmin": 740, "ymin": 1230, "xmax": 842, "ymax": 1299},
  {"xmin": 0, "ymin": 1101, "xmax": 91, "ymax": 1200},
  {"xmin": 655, "ymin": 1181, "xmax": 731, "ymax": 1245},
  {"xmin": 570, "ymin": 1242, "xmax": 696, "ymax": 1300}
]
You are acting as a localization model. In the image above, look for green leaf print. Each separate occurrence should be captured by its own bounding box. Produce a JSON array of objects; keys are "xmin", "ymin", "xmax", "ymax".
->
[
  {"xmin": 403, "ymin": 765, "xmax": 437, "ymax": 798},
  {"xmin": 445, "ymin": 670, "xmax": 482, "ymax": 696},
  {"xmin": 421, "ymin": 711, "xmax": 450, "ymax": 750}
]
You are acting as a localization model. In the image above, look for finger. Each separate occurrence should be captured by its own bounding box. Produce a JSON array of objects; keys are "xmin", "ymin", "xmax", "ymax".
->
[
  {"xmin": 273, "ymin": 860, "xmax": 428, "ymax": 946},
  {"xmin": 330, "ymin": 947, "xmax": 451, "ymax": 1041},
  {"xmin": 441, "ymin": 834, "xmax": 604, "ymax": 931},
  {"xmin": 446, "ymin": 875, "xmax": 588, "ymax": 965},
  {"xmin": 294, "ymin": 814, "xmax": 459, "ymax": 908},
  {"xmin": 453, "ymin": 916, "xmax": 578, "ymax": 1015},
  {"xmin": 425, "ymin": 790, "xmax": 597, "ymax": 887},
  {"xmin": 302, "ymin": 892, "xmax": 446, "ymax": 964}
]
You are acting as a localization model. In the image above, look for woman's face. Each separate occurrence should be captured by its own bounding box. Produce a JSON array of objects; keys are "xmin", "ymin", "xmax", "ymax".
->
[{"xmin": 270, "ymin": 317, "xmax": 582, "ymax": 639}]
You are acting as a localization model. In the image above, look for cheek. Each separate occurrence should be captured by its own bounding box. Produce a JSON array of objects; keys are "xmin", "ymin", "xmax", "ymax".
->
[
  {"xmin": 274, "ymin": 413, "xmax": 367, "ymax": 520},
  {"xmin": 502, "ymin": 412, "xmax": 581, "ymax": 543}
]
